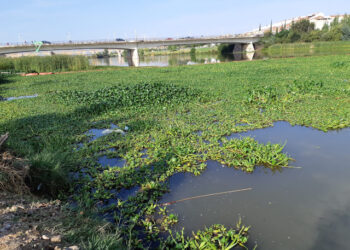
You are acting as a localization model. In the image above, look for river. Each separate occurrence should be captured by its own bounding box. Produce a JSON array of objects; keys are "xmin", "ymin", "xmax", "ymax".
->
[{"xmin": 89, "ymin": 52, "xmax": 258, "ymax": 67}]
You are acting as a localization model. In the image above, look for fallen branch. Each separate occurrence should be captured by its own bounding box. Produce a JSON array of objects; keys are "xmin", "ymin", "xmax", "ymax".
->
[
  {"xmin": 161, "ymin": 187, "xmax": 253, "ymax": 206},
  {"xmin": 0, "ymin": 133, "xmax": 9, "ymax": 149},
  {"xmin": 284, "ymin": 166, "xmax": 302, "ymax": 169}
]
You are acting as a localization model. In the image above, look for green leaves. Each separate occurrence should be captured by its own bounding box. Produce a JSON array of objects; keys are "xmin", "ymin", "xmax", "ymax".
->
[
  {"xmin": 162, "ymin": 223, "xmax": 250, "ymax": 249},
  {"xmin": 53, "ymin": 82, "xmax": 204, "ymax": 109},
  {"xmin": 210, "ymin": 137, "xmax": 291, "ymax": 172}
]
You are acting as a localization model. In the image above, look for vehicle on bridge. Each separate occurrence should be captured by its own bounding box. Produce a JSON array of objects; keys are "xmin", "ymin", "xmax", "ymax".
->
[{"xmin": 180, "ymin": 36, "xmax": 195, "ymax": 39}]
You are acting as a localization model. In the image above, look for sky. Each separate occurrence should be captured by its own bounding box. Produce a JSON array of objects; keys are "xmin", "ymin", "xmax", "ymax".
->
[{"xmin": 0, "ymin": 0, "xmax": 349, "ymax": 43}]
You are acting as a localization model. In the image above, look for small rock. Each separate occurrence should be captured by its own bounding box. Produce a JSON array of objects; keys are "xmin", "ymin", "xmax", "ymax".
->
[
  {"xmin": 54, "ymin": 246, "xmax": 62, "ymax": 250},
  {"xmin": 51, "ymin": 235, "xmax": 61, "ymax": 243},
  {"xmin": 64, "ymin": 246, "xmax": 79, "ymax": 250},
  {"xmin": 42, "ymin": 234, "xmax": 50, "ymax": 240}
]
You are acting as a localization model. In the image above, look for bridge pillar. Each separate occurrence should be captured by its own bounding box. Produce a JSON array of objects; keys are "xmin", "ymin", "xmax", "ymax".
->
[
  {"xmin": 233, "ymin": 42, "xmax": 255, "ymax": 54},
  {"xmin": 233, "ymin": 43, "xmax": 242, "ymax": 53},
  {"xmin": 116, "ymin": 50, "xmax": 123, "ymax": 64},
  {"xmin": 126, "ymin": 48, "xmax": 139, "ymax": 67},
  {"xmin": 243, "ymin": 42, "xmax": 255, "ymax": 53},
  {"xmin": 232, "ymin": 44, "xmax": 243, "ymax": 60}
]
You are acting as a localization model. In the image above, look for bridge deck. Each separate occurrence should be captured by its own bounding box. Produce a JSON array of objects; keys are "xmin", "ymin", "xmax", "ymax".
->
[{"xmin": 0, "ymin": 36, "xmax": 261, "ymax": 55}]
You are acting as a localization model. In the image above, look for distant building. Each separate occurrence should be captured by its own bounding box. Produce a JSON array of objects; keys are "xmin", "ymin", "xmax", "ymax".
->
[{"xmin": 251, "ymin": 13, "xmax": 346, "ymax": 35}]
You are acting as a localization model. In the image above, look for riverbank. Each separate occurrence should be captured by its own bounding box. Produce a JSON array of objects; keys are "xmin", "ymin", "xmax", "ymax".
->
[
  {"xmin": 263, "ymin": 40, "xmax": 350, "ymax": 57},
  {"xmin": 1, "ymin": 54, "xmax": 350, "ymax": 248},
  {"xmin": 0, "ymin": 191, "xmax": 73, "ymax": 249}
]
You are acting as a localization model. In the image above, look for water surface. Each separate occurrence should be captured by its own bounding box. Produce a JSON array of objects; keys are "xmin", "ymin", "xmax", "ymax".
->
[
  {"xmin": 161, "ymin": 122, "xmax": 350, "ymax": 250},
  {"xmin": 89, "ymin": 53, "xmax": 257, "ymax": 67}
]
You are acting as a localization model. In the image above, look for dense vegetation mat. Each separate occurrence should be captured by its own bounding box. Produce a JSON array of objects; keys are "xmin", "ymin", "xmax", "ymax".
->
[{"xmin": 1, "ymin": 54, "xmax": 350, "ymax": 248}]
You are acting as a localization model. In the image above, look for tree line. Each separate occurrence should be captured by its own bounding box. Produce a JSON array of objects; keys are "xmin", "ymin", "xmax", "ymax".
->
[{"xmin": 262, "ymin": 15, "xmax": 350, "ymax": 46}]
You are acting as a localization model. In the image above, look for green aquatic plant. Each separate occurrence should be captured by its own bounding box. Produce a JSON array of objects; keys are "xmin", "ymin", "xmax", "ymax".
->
[
  {"xmin": 245, "ymin": 86, "xmax": 280, "ymax": 105},
  {"xmin": 162, "ymin": 222, "xmax": 250, "ymax": 249},
  {"xmin": 212, "ymin": 137, "xmax": 290, "ymax": 172},
  {"xmin": 53, "ymin": 81, "xmax": 206, "ymax": 108},
  {"xmin": 330, "ymin": 61, "xmax": 349, "ymax": 68}
]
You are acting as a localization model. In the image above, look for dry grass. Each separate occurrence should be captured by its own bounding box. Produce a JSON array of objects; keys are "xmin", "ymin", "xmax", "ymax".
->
[{"xmin": 0, "ymin": 151, "xmax": 30, "ymax": 194}]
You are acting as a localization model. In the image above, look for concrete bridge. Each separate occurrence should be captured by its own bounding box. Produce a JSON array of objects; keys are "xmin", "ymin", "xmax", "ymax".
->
[{"xmin": 0, "ymin": 35, "xmax": 261, "ymax": 66}]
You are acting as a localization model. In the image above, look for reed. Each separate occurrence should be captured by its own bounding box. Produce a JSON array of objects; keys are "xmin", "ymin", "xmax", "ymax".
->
[{"xmin": 0, "ymin": 55, "xmax": 90, "ymax": 73}]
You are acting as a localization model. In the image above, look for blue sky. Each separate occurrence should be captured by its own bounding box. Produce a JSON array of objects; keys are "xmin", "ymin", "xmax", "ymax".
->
[{"xmin": 1, "ymin": 0, "xmax": 349, "ymax": 43}]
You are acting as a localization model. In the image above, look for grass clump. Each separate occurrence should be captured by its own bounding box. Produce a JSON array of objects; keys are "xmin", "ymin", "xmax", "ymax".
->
[{"xmin": 0, "ymin": 55, "xmax": 90, "ymax": 73}]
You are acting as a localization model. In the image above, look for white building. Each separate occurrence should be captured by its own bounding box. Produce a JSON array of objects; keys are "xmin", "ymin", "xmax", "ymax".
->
[
  {"xmin": 309, "ymin": 13, "xmax": 344, "ymax": 30},
  {"xmin": 251, "ymin": 13, "xmax": 346, "ymax": 35}
]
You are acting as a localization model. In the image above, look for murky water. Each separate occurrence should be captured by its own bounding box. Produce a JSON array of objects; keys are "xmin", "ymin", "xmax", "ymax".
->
[
  {"xmin": 90, "ymin": 46, "xmax": 350, "ymax": 68},
  {"xmin": 1, "ymin": 94, "xmax": 38, "ymax": 101},
  {"xmin": 89, "ymin": 52, "xmax": 257, "ymax": 67},
  {"xmin": 161, "ymin": 122, "xmax": 350, "ymax": 250},
  {"xmin": 85, "ymin": 123, "xmax": 126, "ymax": 142},
  {"xmin": 98, "ymin": 156, "xmax": 126, "ymax": 168}
]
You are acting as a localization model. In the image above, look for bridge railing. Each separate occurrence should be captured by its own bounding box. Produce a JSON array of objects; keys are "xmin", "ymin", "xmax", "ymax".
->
[{"xmin": 0, "ymin": 33, "xmax": 262, "ymax": 48}]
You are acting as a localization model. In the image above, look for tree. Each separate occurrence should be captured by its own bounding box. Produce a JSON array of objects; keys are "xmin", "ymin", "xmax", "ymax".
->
[
  {"xmin": 322, "ymin": 23, "xmax": 329, "ymax": 32},
  {"xmin": 190, "ymin": 47, "xmax": 196, "ymax": 61},
  {"xmin": 270, "ymin": 20, "xmax": 273, "ymax": 33},
  {"xmin": 168, "ymin": 45, "xmax": 178, "ymax": 52},
  {"xmin": 341, "ymin": 25, "xmax": 350, "ymax": 40},
  {"xmin": 287, "ymin": 31, "xmax": 301, "ymax": 43},
  {"xmin": 103, "ymin": 49, "xmax": 109, "ymax": 57},
  {"xmin": 291, "ymin": 20, "xmax": 315, "ymax": 33},
  {"xmin": 275, "ymin": 29, "xmax": 290, "ymax": 43},
  {"xmin": 331, "ymin": 17, "xmax": 339, "ymax": 27}
]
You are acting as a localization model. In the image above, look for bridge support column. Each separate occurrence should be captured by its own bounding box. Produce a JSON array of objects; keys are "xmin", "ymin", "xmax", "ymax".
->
[
  {"xmin": 126, "ymin": 48, "xmax": 139, "ymax": 67},
  {"xmin": 243, "ymin": 42, "xmax": 255, "ymax": 53},
  {"xmin": 233, "ymin": 43, "xmax": 242, "ymax": 53},
  {"xmin": 233, "ymin": 44, "xmax": 243, "ymax": 60},
  {"xmin": 116, "ymin": 50, "xmax": 123, "ymax": 63}
]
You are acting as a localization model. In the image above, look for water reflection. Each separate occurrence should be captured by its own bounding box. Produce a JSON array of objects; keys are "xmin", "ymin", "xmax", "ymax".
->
[
  {"xmin": 89, "ymin": 46, "xmax": 350, "ymax": 68},
  {"xmin": 161, "ymin": 121, "xmax": 350, "ymax": 250},
  {"xmin": 89, "ymin": 52, "xmax": 258, "ymax": 67}
]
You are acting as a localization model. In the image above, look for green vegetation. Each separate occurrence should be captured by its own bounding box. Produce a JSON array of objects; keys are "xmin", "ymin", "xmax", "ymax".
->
[
  {"xmin": 54, "ymin": 82, "xmax": 204, "ymax": 108},
  {"xmin": 1, "ymin": 54, "xmax": 350, "ymax": 248},
  {"xmin": 262, "ymin": 15, "xmax": 350, "ymax": 47},
  {"xmin": 0, "ymin": 55, "xmax": 90, "ymax": 73},
  {"xmin": 163, "ymin": 222, "xmax": 251, "ymax": 249},
  {"xmin": 95, "ymin": 49, "xmax": 110, "ymax": 58},
  {"xmin": 264, "ymin": 40, "xmax": 350, "ymax": 58}
]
